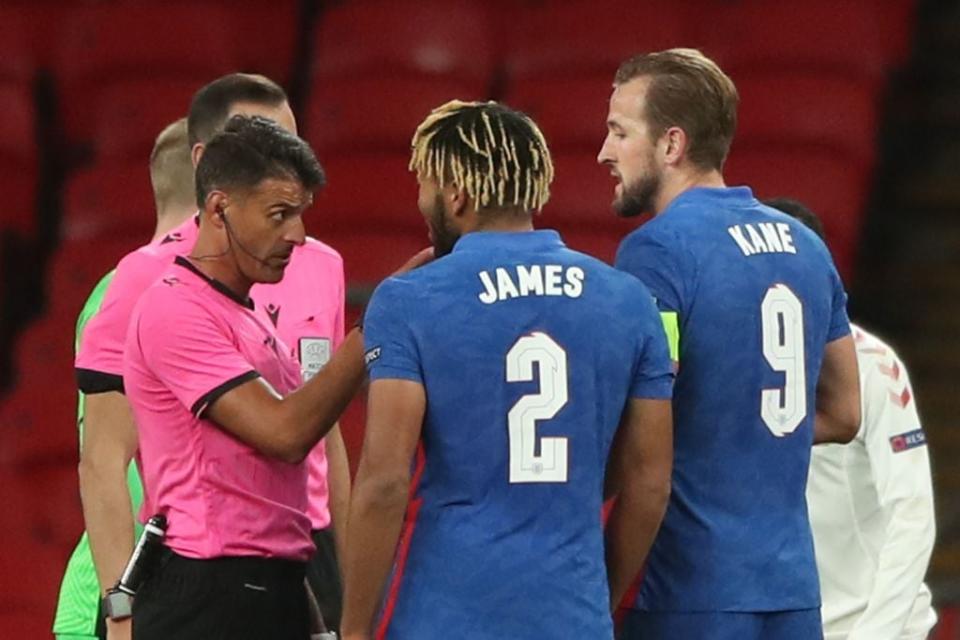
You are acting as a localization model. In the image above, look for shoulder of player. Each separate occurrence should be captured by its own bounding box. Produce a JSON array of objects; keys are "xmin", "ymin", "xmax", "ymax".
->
[
  {"xmin": 114, "ymin": 241, "xmax": 180, "ymax": 283},
  {"xmin": 852, "ymin": 324, "xmax": 907, "ymax": 369},
  {"xmin": 134, "ymin": 266, "xmax": 210, "ymax": 318},
  {"xmin": 616, "ymin": 218, "xmax": 688, "ymax": 265},
  {"xmin": 297, "ymin": 236, "xmax": 344, "ymax": 265}
]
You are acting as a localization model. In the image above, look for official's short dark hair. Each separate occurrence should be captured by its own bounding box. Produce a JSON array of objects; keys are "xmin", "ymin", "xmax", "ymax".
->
[
  {"xmin": 187, "ymin": 73, "xmax": 288, "ymax": 147},
  {"xmin": 195, "ymin": 115, "xmax": 325, "ymax": 207},
  {"xmin": 763, "ymin": 197, "xmax": 826, "ymax": 241}
]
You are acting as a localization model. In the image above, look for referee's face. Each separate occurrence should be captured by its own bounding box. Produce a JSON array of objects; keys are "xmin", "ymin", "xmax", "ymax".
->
[
  {"xmin": 224, "ymin": 177, "xmax": 310, "ymax": 284},
  {"xmin": 598, "ymin": 77, "xmax": 662, "ymax": 217}
]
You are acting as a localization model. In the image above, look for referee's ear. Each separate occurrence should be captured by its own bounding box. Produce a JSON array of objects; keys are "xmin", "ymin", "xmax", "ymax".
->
[{"xmin": 203, "ymin": 191, "xmax": 229, "ymax": 229}]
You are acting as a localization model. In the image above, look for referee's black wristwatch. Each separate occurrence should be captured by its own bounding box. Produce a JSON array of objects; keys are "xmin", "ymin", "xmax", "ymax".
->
[{"xmin": 101, "ymin": 587, "xmax": 133, "ymax": 621}]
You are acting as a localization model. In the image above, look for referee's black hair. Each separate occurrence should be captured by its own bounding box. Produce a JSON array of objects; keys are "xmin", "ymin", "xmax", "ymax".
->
[
  {"xmin": 762, "ymin": 197, "xmax": 826, "ymax": 242},
  {"xmin": 195, "ymin": 115, "xmax": 325, "ymax": 207},
  {"xmin": 187, "ymin": 73, "xmax": 288, "ymax": 147}
]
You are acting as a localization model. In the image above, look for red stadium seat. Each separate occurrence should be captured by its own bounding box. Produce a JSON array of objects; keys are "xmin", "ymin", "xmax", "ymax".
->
[
  {"xmin": 0, "ymin": 353, "xmax": 79, "ymax": 466},
  {"xmin": 11, "ymin": 318, "xmax": 75, "ymax": 384},
  {"xmin": 548, "ymin": 152, "xmax": 634, "ymax": 231},
  {"xmin": 312, "ymin": 154, "xmax": 422, "ymax": 233},
  {"xmin": 878, "ymin": 0, "xmax": 918, "ymax": 69},
  {"xmin": 230, "ymin": 0, "xmax": 300, "ymax": 84},
  {"xmin": 0, "ymin": 468, "xmax": 77, "ymax": 618},
  {"xmin": 0, "ymin": 7, "xmax": 38, "ymax": 83},
  {"xmin": 316, "ymin": 230, "xmax": 429, "ymax": 288},
  {"xmin": 307, "ymin": 75, "xmax": 486, "ymax": 155},
  {"xmin": 62, "ymin": 162, "xmax": 157, "ymax": 242},
  {"xmin": 703, "ymin": 0, "xmax": 891, "ymax": 82},
  {"xmin": 504, "ymin": 74, "xmax": 613, "ymax": 152},
  {"xmin": 0, "ymin": 161, "xmax": 37, "ymax": 236},
  {"xmin": 502, "ymin": 0, "xmax": 689, "ymax": 80},
  {"xmin": 53, "ymin": 3, "xmax": 241, "ymax": 145},
  {"xmin": 309, "ymin": 153, "xmax": 428, "ymax": 285},
  {"xmin": 0, "ymin": 82, "xmax": 37, "ymax": 164},
  {"xmin": 725, "ymin": 148, "xmax": 870, "ymax": 281},
  {"xmin": 313, "ymin": 0, "xmax": 495, "ymax": 87},
  {"xmin": 735, "ymin": 71, "xmax": 880, "ymax": 165},
  {"xmin": 91, "ymin": 78, "xmax": 201, "ymax": 163},
  {"xmin": 546, "ymin": 152, "xmax": 638, "ymax": 263}
]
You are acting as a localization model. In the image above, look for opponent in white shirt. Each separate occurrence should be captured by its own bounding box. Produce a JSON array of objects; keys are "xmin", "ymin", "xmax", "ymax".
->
[
  {"xmin": 766, "ymin": 197, "xmax": 937, "ymax": 640},
  {"xmin": 807, "ymin": 324, "xmax": 937, "ymax": 640}
]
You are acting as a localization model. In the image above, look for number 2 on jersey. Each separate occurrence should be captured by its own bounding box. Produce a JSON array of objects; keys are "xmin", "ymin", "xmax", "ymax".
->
[
  {"xmin": 761, "ymin": 284, "xmax": 807, "ymax": 437},
  {"xmin": 505, "ymin": 332, "xmax": 569, "ymax": 483}
]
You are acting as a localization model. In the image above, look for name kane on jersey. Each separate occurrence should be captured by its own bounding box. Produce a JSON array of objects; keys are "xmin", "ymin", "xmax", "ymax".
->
[
  {"xmin": 477, "ymin": 264, "xmax": 585, "ymax": 304},
  {"xmin": 727, "ymin": 222, "xmax": 797, "ymax": 256}
]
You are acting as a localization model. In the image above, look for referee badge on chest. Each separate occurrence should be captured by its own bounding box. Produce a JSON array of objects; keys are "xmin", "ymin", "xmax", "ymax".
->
[{"xmin": 299, "ymin": 337, "xmax": 331, "ymax": 382}]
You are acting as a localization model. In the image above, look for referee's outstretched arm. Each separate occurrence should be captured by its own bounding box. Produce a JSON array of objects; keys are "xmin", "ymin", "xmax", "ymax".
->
[{"xmin": 205, "ymin": 327, "xmax": 367, "ymax": 464}]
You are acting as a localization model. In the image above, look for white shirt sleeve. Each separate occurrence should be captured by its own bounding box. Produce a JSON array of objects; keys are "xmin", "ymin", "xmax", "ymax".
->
[{"xmin": 847, "ymin": 349, "xmax": 936, "ymax": 640}]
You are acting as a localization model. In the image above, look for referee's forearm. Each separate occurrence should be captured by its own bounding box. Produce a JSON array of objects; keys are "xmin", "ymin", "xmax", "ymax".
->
[{"xmin": 283, "ymin": 329, "xmax": 367, "ymax": 461}]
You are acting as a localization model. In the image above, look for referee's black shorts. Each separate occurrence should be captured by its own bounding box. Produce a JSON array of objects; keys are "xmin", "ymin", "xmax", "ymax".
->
[
  {"xmin": 306, "ymin": 527, "xmax": 343, "ymax": 632},
  {"xmin": 132, "ymin": 549, "xmax": 309, "ymax": 640}
]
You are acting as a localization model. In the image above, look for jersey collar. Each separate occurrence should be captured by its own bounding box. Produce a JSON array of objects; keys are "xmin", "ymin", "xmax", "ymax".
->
[
  {"xmin": 666, "ymin": 186, "xmax": 756, "ymax": 212},
  {"xmin": 173, "ymin": 255, "xmax": 255, "ymax": 310},
  {"xmin": 452, "ymin": 229, "xmax": 565, "ymax": 254}
]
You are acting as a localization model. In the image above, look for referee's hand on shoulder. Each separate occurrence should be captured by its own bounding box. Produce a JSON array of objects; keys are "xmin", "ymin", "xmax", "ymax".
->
[{"xmin": 393, "ymin": 247, "xmax": 435, "ymax": 276}]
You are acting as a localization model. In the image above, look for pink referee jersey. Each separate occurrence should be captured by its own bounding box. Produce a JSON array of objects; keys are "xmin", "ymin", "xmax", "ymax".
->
[
  {"xmin": 125, "ymin": 256, "xmax": 311, "ymax": 560},
  {"xmin": 75, "ymin": 215, "xmax": 345, "ymax": 530}
]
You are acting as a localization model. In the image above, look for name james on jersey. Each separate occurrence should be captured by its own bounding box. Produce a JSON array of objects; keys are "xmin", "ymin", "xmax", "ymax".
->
[{"xmin": 477, "ymin": 264, "xmax": 585, "ymax": 304}]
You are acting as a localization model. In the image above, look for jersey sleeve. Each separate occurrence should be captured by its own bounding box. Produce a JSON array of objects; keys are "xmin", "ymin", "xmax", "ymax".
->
[
  {"xmin": 75, "ymin": 251, "xmax": 165, "ymax": 393},
  {"xmin": 847, "ymin": 350, "xmax": 936, "ymax": 639},
  {"xmin": 825, "ymin": 250, "xmax": 852, "ymax": 343},
  {"xmin": 128, "ymin": 288, "xmax": 261, "ymax": 417},
  {"xmin": 363, "ymin": 277, "xmax": 422, "ymax": 383},
  {"xmin": 626, "ymin": 282, "xmax": 676, "ymax": 399}
]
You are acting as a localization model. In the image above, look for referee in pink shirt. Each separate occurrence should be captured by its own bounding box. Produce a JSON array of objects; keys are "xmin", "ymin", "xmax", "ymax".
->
[{"xmin": 123, "ymin": 115, "xmax": 361, "ymax": 639}]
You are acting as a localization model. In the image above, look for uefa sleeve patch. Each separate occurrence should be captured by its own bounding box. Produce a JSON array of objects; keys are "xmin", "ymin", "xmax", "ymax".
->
[
  {"xmin": 889, "ymin": 428, "xmax": 926, "ymax": 453},
  {"xmin": 364, "ymin": 346, "xmax": 382, "ymax": 366}
]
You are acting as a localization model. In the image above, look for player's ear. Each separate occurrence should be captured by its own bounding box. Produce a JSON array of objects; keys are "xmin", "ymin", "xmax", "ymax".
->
[
  {"xmin": 448, "ymin": 186, "xmax": 469, "ymax": 218},
  {"xmin": 661, "ymin": 126, "xmax": 687, "ymax": 167}
]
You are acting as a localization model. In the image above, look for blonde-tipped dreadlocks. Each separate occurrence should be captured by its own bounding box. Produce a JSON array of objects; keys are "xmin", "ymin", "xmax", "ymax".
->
[{"xmin": 409, "ymin": 100, "xmax": 554, "ymax": 212}]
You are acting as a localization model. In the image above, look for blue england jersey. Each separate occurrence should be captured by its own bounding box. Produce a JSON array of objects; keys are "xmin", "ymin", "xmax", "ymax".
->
[
  {"xmin": 364, "ymin": 230, "xmax": 674, "ymax": 639},
  {"xmin": 615, "ymin": 187, "xmax": 851, "ymax": 612}
]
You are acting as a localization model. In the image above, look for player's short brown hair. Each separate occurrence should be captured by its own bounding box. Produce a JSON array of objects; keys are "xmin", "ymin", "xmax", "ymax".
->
[
  {"xmin": 615, "ymin": 48, "xmax": 738, "ymax": 171},
  {"xmin": 149, "ymin": 118, "xmax": 195, "ymax": 217}
]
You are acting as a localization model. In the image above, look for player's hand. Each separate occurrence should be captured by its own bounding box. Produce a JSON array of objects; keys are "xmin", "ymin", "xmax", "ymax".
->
[
  {"xmin": 392, "ymin": 247, "xmax": 435, "ymax": 276},
  {"xmin": 106, "ymin": 618, "xmax": 132, "ymax": 640},
  {"xmin": 339, "ymin": 634, "xmax": 370, "ymax": 640}
]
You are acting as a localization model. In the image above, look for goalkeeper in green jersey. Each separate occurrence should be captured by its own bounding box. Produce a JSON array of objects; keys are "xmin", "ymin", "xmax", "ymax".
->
[{"xmin": 53, "ymin": 118, "xmax": 196, "ymax": 640}]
